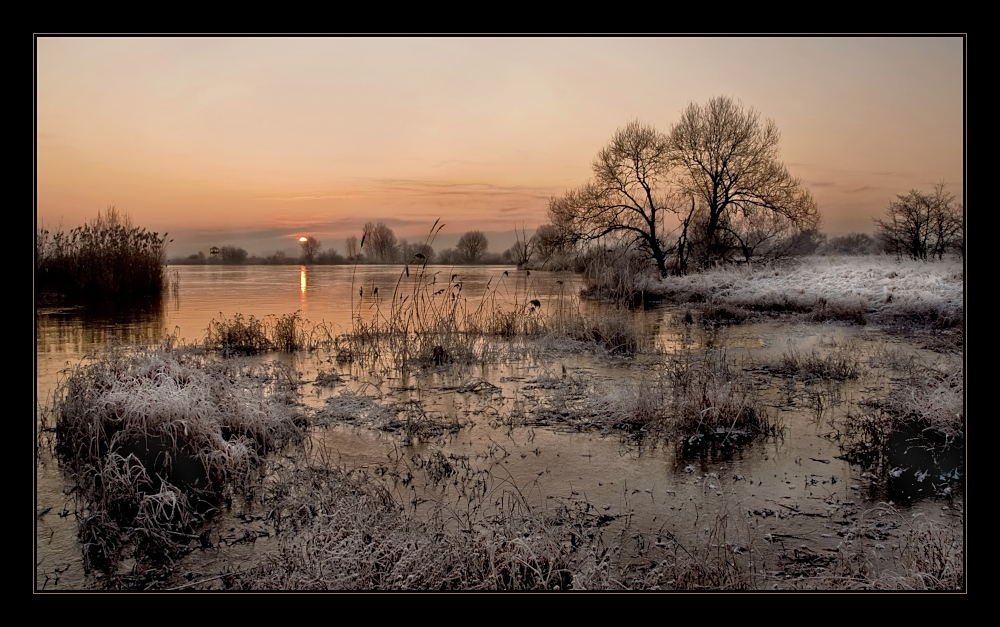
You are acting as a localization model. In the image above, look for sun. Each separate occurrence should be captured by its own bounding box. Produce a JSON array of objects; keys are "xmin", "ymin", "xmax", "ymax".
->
[{"xmin": 299, "ymin": 237, "xmax": 308, "ymax": 242}]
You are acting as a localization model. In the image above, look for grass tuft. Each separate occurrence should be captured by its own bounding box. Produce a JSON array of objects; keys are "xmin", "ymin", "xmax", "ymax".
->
[
  {"xmin": 205, "ymin": 312, "xmax": 307, "ymax": 356},
  {"xmin": 54, "ymin": 345, "xmax": 303, "ymax": 577}
]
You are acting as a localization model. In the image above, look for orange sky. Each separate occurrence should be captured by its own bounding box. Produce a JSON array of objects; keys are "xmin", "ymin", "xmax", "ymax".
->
[{"xmin": 35, "ymin": 36, "xmax": 965, "ymax": 257}]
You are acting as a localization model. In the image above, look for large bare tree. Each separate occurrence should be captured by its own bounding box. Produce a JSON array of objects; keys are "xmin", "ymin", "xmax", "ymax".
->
[
  {"xmin": 669, "ymin": 96, "xmax": 819, "ymax": 268},
  {"xmin": 548, "ymin": 120, "xmax": 680, "ymax": 276}
]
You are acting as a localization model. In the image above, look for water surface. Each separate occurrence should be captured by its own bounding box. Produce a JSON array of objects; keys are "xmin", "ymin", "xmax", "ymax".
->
[{"xmin": 35, "ymin": 264, "xmax": 961, "ymax": 590}]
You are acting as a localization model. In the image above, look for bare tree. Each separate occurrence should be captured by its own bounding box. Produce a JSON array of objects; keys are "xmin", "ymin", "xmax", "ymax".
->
[
  {"xmin": 345, "ymin": 235, "xmax": 359, "ymax": 260},
  {"xmin": 548, "ymin": 120, "xmax": 679, "ymax": 276},
  {"xmin": 362, "ymin": 222, "xmax": 398, "ymax": 264},
  {"xmin": 456, "ymin": 230, "xmax": 489, "ymax": 263},
  {"xmin": 669, "ymin": 96, "xmax": 819, "ymax": 268},
  {"xmin": 530, "ymin": 223, "xmax": 576, "ymax": 269},
  {"xmin": 503, "ymin": 225, "xmax": 532, "ymax": 267},
  {"xmin": 874, "ymin": 183, "xmax": 963, "ymax": 260},
  {"xmin": 299, "ymin": 237, "xmax": 321, "ymax": 263}
]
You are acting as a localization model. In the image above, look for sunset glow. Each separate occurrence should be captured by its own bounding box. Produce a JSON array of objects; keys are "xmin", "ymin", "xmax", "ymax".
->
[{"xmin": 35, "ymin": 36, "xmax": 965, "ymax": 258}]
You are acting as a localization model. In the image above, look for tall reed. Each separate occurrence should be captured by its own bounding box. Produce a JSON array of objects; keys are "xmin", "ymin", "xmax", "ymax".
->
[{"xmin": 339, "ymin": 221, "xmax": 555, "ymax": 368}]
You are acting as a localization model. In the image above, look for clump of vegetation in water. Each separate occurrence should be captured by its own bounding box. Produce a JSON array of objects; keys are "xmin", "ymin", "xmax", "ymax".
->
[
  {"xmin": 36, "ymin": 207, "xmax": 169, "ymax": 304},
  {"xmin": 52, "ymin": 345, "xmax": 304, "ymax": 579},
  {"xmin": 666, "ymin": 349, "xmax": 776, "ymax": 445},
  {"xmin": 758, "ymin": 345, "xmax": 863, "ymax": 382},
  {"xmin": 843, "ymin": 360, "xmax": 964, "ymax": 498},
  {"xmin": 499, "ymin": 350, "xmax": 773, "ymax": 447},
  {"xmin": 556, "ymin": 307, "xmax": 647, "ymax": 355},
  {"xmin": 205, "ymin": 312, "xmax": 307, "ymax": 356}
]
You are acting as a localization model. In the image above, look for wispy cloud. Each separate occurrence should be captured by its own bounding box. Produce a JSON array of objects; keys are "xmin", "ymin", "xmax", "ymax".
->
[
  {"xmin": 251, "ymin": 179, "xmax": 554, "ymax": 207},
  {"xmin": 254, "ymin": 194, "xmax": 363, "ymax": 202}
]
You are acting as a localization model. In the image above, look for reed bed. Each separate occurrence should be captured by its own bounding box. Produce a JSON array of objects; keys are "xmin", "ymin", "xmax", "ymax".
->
[
  {"xmin": 36, "ymin": 207, "xmax": 168, "ymax": 304},
  {"xmin": 580, "ymin": 249, "xmax": 664, "ymax": 306},
  {"xmin": 53, "ymin": 345, "xmax": 304, "ymax": 576},
  {"xmin": 335, "ymin": 256, "xmax": 650, "ymax": 370}
]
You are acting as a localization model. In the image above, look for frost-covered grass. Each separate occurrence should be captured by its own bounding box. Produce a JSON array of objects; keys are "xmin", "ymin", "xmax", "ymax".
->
[
  {"xmin": 223, "ymin": 462, "xmax": 764, "ymax": 591},
  {"xmin": 222, "ymin": 460, "xmax": 962, "ymax": 590},
  {"xmin": 844, "ymin": 358, "xmax": 964, "ymax": 493},
  {"xmin": 223, "ymin": 464, "xmax": 583, "ymax": 590},
  {"xmin": 53, "ymin": 346, "xmax": 304, "ymax": 577},
  {"xmin": 757, "ymin": 345, "xmax": 864, "ymax": 381},
  {"xmin": 805, "ymin": 508, "xmax": 964, "ymax": 590},
  {"xmin": 645, "ymin": 255, "xmax": 964, "ymax": 329}
]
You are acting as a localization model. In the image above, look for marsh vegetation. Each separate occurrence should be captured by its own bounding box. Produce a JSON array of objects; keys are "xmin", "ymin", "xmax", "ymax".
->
[
  {"xmin": 36, "ymin": 252, "xmax": 963, "ymax": 590},
  {"xmin": 36, "ymin": 208, "xmax": 171, "ymax": 305}
]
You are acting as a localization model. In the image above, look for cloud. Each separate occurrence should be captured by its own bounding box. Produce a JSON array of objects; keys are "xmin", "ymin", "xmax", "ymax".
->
[{"xmin": 253, "ymin": 194, "xmax": 363, "ymax": 202}]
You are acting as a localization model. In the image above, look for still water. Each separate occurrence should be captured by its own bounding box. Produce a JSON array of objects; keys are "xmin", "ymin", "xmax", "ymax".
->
[{"xmin": 35, "ymin": 264, "xmax": 959, "ymax": 589}]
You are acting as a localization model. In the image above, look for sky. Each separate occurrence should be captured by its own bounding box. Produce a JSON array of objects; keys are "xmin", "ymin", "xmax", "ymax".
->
[{"xmin": 35, "ymin": 36, "xmax": 965, "ymax": 258}]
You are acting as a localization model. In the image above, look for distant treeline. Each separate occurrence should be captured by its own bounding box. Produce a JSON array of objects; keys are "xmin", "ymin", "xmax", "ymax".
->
[
  {"xmin": 170, "ymin": 224, "xmax": 525, "ymax": 266},
  {"xmin": 170, "ymin": 228, "xmax": 916, "ymax": 268}
]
